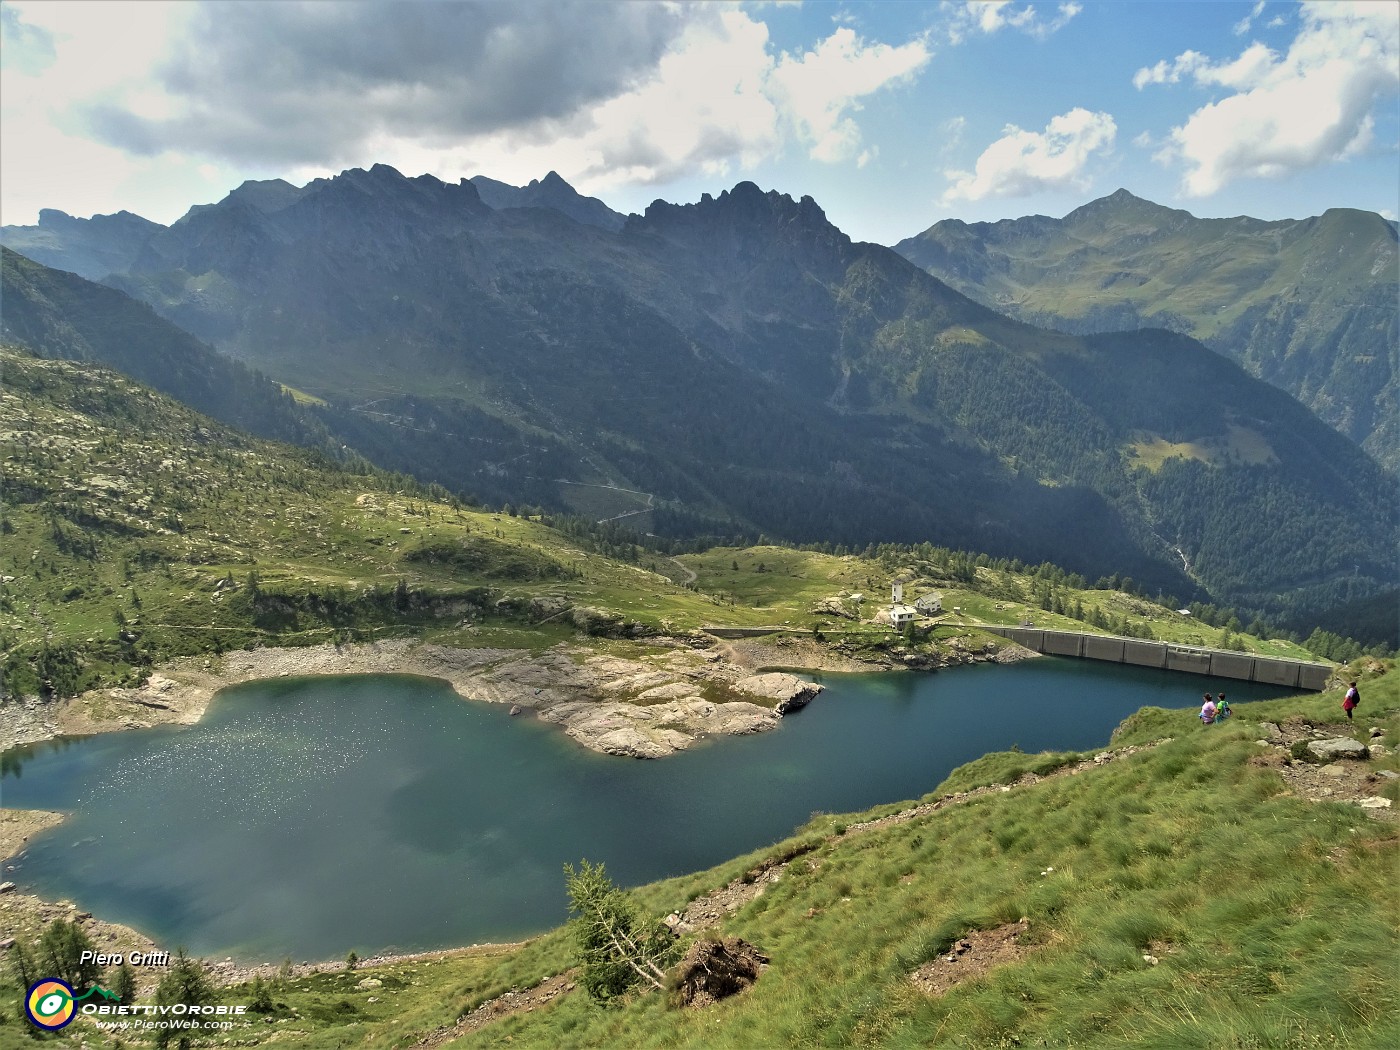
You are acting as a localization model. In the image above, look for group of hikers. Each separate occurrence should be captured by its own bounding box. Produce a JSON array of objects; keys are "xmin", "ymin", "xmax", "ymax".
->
[
  {"xmin": 1199, "ymin": 693, "xmax": 1231, "ymax": 724},
  {"xmin": 1199, "ymin": 681, "xmax": 1361, "ymax": 725}
]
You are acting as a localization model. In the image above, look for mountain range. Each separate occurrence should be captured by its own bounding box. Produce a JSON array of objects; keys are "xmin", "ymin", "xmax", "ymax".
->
[
  {"xmin": 2, "ymin": 169, "xmax": 1395, "ymax": 638},
  {"xmin": 894, "ymin": 189, "xmax": 1399, "ymax": 472}
]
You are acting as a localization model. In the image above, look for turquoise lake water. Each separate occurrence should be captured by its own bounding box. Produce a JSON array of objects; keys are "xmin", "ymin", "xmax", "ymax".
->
[{"xmin": 0, "ymin": 659, "xmax": 1293, "ymax": 961}]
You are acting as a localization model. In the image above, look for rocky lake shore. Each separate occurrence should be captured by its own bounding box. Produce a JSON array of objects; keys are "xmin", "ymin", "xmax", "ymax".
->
[{"xmin": 0, "ymin": 630, "xmax": 1031, "ymax": 758}]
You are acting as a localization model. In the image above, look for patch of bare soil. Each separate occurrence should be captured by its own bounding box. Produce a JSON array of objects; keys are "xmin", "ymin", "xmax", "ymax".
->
[
  {"xmin": 1254, "ymin": 718, "xmax": 1397, "ymax": 822},
  {"xmin": 411, "ymin": 972, "xmax": 576, "ymax": 1048},
  {"xmin": 910, "ymin": 920, "xmax": 1034, "ymax": 996},
  {"xmin": 671, "ymin": 936, "xmax": 769, "ymax": 1007}
]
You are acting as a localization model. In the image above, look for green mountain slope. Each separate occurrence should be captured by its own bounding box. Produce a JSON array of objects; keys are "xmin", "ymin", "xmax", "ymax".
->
[
  {"xmin": 0, "ymin": 246, "xmax": 327, "ymax": 448},
  {"xmin": 894, "ymin": 189, "xmax": 1400, "ymax": 471},
  {"xmin": 6, "ymin": 343, "xmax": 1354, "ymax": 708},
  {"xmin": 0, "ymin": 345, "xmax": 696, "ymax": 702},
  {"xmin": 9, "ymin": 171, "xmax": 1397, "ymax": 631}
]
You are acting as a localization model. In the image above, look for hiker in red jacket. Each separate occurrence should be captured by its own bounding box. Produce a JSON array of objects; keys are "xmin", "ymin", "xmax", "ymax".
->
[{"xmin": 1342, "ymin": 682, "xmax": 1360, "ymax": 720}]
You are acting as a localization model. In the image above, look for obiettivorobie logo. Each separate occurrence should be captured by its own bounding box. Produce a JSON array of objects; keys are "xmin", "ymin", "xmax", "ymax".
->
[{"xmin": 25, "ymin": 978, "xmax": 120, "ymax": 1030}]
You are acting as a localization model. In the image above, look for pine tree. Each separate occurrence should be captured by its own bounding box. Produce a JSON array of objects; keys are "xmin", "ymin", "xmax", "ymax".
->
[
  {"xmin": 38, "ymin": 918, "xmax": 101, "ymax": 993},
  {"xmin": 564, "ymin": 860, "xmax": 674, "ymax": 1005},
  {"xmin": 153, "ymin": 950, "xmax": 216, "ymax": 1049},
  {"xmin": 112, "ymin": 960, "xmax": 137, "ymax": 1005}
]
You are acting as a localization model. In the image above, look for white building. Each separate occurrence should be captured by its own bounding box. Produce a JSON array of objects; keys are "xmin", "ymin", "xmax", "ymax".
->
[
  {"xmin": 914, "ymin": 591, "xmax": 943, "ymax": 614},
  {"xmin": 889, "ymin": 579, "xmax": 918, "ymax": 627}
]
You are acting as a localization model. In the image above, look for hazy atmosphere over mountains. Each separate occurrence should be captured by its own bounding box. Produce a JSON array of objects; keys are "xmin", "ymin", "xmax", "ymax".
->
[
  {"xmin": 895, "ymin": 189, "xmax": 1400, "ymax": 470},
  {"xmin": 1, "ymin": 0, "xmax": 1396, "ymax": 637},
  {"xmin": 3, "ymin": 165, "xmax": 1396, "ymax": 642}
]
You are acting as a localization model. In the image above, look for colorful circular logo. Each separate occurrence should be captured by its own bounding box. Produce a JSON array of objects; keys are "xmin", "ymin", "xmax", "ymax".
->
[{"xmin": 26, "ymin": 979, "xmax": 76, "ymax": 1031}]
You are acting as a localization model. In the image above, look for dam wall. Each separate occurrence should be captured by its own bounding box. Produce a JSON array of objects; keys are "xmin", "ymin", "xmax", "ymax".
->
[{"xmin": 986, "ymin": 627, "xmax": 1330, "ymax": 691}]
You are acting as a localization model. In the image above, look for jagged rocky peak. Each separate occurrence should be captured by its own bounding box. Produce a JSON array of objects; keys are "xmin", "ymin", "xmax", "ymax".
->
[
  {"xmin": 469, "ymin": 171, "xmax": 625, "ymax": 231},
  {"xmin": 290, "ymin": 164, "xmax": 488, "ymax": 215},
  {"xmin": 223, "ymin": 178, "xmax": 308, "ymax": 214},
  {"xmin": 637, "ymin": 181, "xmax": 842, "ymax": 243}
]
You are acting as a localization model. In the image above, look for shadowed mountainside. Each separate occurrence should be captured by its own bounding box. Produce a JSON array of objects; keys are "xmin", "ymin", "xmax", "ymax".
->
[{"xmin": 3, "ymin": 171, "xmax": 1395, "ymax": 631}]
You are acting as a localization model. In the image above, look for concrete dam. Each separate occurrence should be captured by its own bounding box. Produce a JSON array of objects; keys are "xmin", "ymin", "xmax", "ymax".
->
[{"xmin": 984, "ymin": 627, "xmax": 1332, "ymax": 692}]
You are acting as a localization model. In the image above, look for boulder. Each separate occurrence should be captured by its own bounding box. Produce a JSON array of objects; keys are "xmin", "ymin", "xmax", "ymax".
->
[
  {"xmin": 571, "ymin": 606, "xmax": 622, "ymax": 634},
  {"xmin": 1307, "ymin": 737, "xmax": 1369, "ymax": 762},
  {"xmin": 734, "ymin": 673, "xmax": 823, "ymax": 715},
  {"xmin": 0, "ymin": 882, "xmax": 14, "ymax": 894},
  {"xmin": 529, "ymin": 595, "xmax": 571, "ymax": 619},
  {"xmin": 1259, "ymin": 722, "xmax": 1285, "ymax": 745}
]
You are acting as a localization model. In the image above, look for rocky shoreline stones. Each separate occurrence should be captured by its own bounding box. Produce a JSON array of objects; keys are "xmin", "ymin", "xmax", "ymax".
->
[{"xmin": 1, "ymin": 629, "xmax": 1022, "ymax": 759}]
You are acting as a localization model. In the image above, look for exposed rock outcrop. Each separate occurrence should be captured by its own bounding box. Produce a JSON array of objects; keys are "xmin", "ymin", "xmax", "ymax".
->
[
  {"xmin": 733, "ymin": 672, "xmax": 824, "ymax": 714},
  {"xmin": 1307, "ymin": 737, "xmax": 1370, "ymax": 762}
]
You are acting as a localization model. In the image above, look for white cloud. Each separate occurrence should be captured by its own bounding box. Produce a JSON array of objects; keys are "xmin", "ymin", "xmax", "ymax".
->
[
  {"xmin": 769, "ymin": 27, "xmax": 930, "ymax": 163},
  {"xmin": 1133, "ymin": 44, "xmax": 1278, "ymax": 91},
  {"xmin": 944, "ymin": 1, "xmax": 1082, "ymax": 45},
  {"xmin": 457, "ymin": 13, "xmax": 929, "ymax": 191},
  {"xmin": 1137, "ymin": 2, "xmax": 1399, "ymax": 196},
  {"xmin": 1, "ymin": 2, "xmax": 933, "ymax": 222},
  {"xmin": 941, "ymin": 115, "xmax": 968, "ymax": 151},
  {"xmin": 1233, "ymin": 0, "xmax": 1267, "ymax": 36},
  {"xmin": 942, "ymin": 107, "xmax": 1116, "ymax": 203}
]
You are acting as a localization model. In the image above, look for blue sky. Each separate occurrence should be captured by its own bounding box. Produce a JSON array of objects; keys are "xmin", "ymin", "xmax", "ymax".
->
[{"xmin": 2, "ymin": 1, "xmax": 1396, "ymax": 243}]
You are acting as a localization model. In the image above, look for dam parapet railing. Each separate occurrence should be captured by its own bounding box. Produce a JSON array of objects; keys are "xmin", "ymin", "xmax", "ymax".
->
[{"xmin": 983, "ymin": 627, "xmax": 1331, "ymax": 691}]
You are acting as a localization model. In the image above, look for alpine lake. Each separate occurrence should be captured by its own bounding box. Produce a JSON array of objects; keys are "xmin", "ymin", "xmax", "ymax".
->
[{"xmin": 0, "ymin": 658, "xmax": 1295, "ymax": 962}]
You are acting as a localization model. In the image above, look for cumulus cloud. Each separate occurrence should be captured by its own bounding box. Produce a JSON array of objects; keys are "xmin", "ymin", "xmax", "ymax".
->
[
  {"xmin": 1133, "ymin": 44, "xmax": 1278, "ymax": 91},
  {"xmin": 82, "ymin": 0, "xmax": 691, "ymax": 167},
  {"xmin": 1136, "ymin": 2, "xmax": 1398, "ymax": 196},
  {"xmin": 943, "ymin": 1, "xmax": 1082, "ymax": 45},
  {"xmin": 769, "ymin": 27, "xmax": 930, "ymax": 162},
  {"xmin": 942, "ymin": 107, "xmax": 1116, "ymax": 203},
  {"xmin": 8, "ymin": 0, "xmax": 929, "ymax": 200}
]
